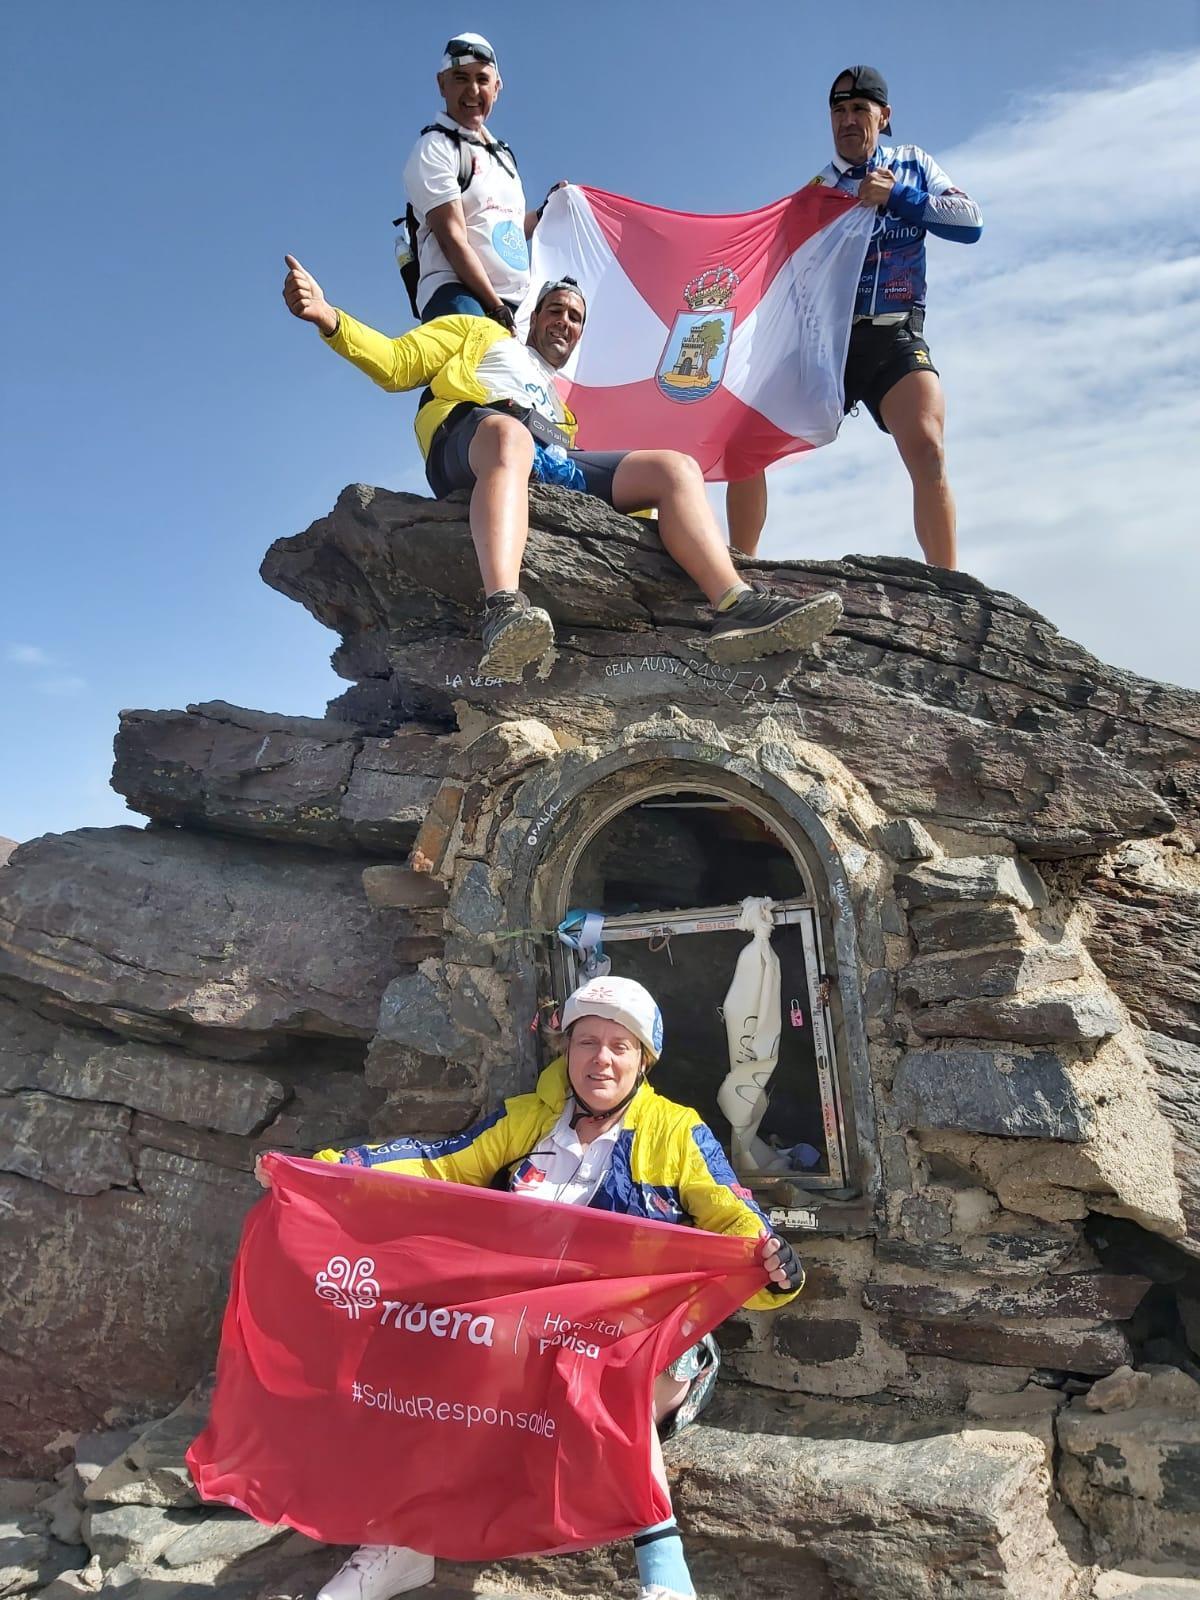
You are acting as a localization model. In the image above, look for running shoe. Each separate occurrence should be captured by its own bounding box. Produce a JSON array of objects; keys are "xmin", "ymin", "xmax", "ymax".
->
[
  {"xmin": 638, "ymin": 1587, "xmax": 697, "ymax": 1600},
  {"xmin": 315, "ymin": 1543, "xmax": 434, "ymax": 1600},
  {"xmin": 478, "ymin": 589, "xmax": 555, "ymax": 680},
  {"xmin": 705, "ymin": 587, "xmax": 842, "ymax": 665}
]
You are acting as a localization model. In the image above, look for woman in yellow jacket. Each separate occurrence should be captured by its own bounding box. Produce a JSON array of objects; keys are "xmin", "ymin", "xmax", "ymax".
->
[{"xmin": 269, "ymin": 975, "xmax": 803, "ymax": 1600}]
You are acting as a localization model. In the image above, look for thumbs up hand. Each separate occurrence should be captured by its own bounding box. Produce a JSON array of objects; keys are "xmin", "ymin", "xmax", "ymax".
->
[{"xmin": 283, "ymin": 254, "xmax": 338, "ymax": 336}]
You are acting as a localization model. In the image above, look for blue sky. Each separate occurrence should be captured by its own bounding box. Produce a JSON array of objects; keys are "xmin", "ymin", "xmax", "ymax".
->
[{"xmin": 3, "ymin": 2, "xmax": 1198, "ymax": 843}]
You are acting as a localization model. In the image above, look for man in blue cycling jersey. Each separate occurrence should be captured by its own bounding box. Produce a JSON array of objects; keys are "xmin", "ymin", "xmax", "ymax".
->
[{"xmin": 727, "ymin": 65, "xmax": 982, "ymax": 570}]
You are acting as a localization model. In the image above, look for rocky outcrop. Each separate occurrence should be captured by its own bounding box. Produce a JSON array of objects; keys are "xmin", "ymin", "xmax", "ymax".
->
[
  {"xmin": 3, "ymin": 1384, "xmax": 1090, "ymax": 1600},
  {"xmin": 2, "ymin": 484, "xmax": 1199, "ymax": 1598},
  {"xmin": 261, "ymin": 486, "xmax": 1189, "ymax": 856}
]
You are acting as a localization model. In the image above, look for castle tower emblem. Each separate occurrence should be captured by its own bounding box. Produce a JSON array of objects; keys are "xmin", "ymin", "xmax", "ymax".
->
[{"xmin": 656, "ymin": 266, "xmax": 740, "ymax": 404}]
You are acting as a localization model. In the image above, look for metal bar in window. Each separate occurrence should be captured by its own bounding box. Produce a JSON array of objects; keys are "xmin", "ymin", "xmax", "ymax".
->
[
  {"xmin": 798, "ymin": 911, "xmax": 847, "ymax": 1187},
  {"xmin": 599, "ymin": 901, "xmax": 814, "ymax": 942}
]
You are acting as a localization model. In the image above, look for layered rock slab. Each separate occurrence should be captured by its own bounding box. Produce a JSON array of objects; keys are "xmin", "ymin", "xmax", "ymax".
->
[
  {"xmin": 261, "ymin": 485, "xmax": 1193, "ymax": 857},
  {"xmin": 113, "ymin": 702, "xmax": 451, "ymax": 854},
  {"xmin": 477, "ymin": 1424, "xmax": 1088, "ymax": 1599},
  {"xmin": 0, "ymin": 827, "xmax": 402, "ymax": 1053}
]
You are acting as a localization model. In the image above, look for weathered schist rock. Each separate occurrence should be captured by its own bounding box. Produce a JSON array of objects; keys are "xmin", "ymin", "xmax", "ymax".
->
[{"xmin": 2, "ymin": 482, "xmax": 1199, "ymax": 1592}]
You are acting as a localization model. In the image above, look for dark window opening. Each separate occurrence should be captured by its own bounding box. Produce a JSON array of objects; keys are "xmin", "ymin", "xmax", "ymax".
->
[{"xmin": 548, "ymin": 790, "xmax": 855, "ymax": 1195}]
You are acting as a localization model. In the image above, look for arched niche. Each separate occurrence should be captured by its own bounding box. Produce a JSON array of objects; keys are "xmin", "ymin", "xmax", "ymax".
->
[{"xmin": 501, "ymin": 739, "xmax": 877, "ymax": 1209}]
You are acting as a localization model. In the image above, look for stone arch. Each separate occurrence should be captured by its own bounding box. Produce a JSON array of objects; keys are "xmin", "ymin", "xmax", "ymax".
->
[{"xmin": 498, "ymin": 733, "xmax": 879, "ymax": 1201}]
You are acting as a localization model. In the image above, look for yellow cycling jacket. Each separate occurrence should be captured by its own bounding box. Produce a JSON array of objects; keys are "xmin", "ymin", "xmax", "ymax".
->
[
  {"xmin": 323, "ymin": 311, "xmax": 579, "ymax": 461},
  {"xmin": 314, "ymin": 1057, "xmax": 801, "ymax": 1312}
]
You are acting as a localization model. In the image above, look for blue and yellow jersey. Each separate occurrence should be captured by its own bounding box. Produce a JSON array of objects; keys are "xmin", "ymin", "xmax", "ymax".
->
[{"xmin": 314, "ymin": 1057, "xmax": 800, "ymax": 1312}]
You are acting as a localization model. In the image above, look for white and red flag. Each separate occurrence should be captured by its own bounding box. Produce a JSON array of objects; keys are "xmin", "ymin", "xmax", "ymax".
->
[
  {"xmin": 187, "ymin": 1155, "xmax": 765, "ymax": 1560},
  {"xmin": 526, "ymin": 184, "xmax": 874, "ymax": 481}
]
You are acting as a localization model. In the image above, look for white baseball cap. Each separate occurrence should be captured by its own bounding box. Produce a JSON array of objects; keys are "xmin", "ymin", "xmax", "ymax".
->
[
  {"xmin": 561, "ymin": 976, "xmax": 664, "ymax": 1062},
  {"xmin": 440, "ymin": 32, "xmax": 497, "ymax": 71}
]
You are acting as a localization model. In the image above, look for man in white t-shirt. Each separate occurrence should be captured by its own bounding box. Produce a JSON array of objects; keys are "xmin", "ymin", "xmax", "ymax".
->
[
  {"xmin": 283, "ymin": 259, "xmax": 844, "ymax": 682},
  {"xmin": 403, "ymin": 33, "xmax": 542, "ymax": 329}
]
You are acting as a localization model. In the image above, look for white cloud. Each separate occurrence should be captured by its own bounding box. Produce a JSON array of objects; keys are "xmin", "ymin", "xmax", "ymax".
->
[
  {"xmin": 760, "ymin": 52, "xmax": 1200, "ymax": 691},
  {"xmin": 6, "ymin": 644, "xmax": 53, "ymax": 666}
]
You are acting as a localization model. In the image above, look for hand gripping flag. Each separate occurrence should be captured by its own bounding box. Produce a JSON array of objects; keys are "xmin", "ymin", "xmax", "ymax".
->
[
  {"xmin": 526, "ymin": 184, "xmax": 874, "ymax": 480},
  {"xmin": 187, "ymin": 1155, "xmax": 768, "ymax": 1560}
]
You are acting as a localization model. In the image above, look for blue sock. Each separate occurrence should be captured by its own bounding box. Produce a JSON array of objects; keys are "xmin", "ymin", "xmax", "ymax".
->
[{"xmin": 632, "ymin": 1517, "xmax": 695, "ymax": 1596}]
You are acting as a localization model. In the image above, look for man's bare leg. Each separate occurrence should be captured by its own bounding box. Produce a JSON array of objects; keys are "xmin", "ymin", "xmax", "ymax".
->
[
  {"xmin": 610, "ymin": 449, "xmax": 841, "ymax": 661},
  {"xmin": 466, "ymin": 415, "xmax": 554, "ymax": 679},
  {"xmin": 879, "ymin": 370, "xmax": 957, "ymax": 569},
  {"xmin": 725, "ymin": 472, "xmax": 768, "ymax": 557},
  {"xmin": 612, "ymin": 450, "xmax": 745, "ymax": 603},
  {"xmin": 466, "ymin": 413, "xmax": 536, "ymax": 592}
]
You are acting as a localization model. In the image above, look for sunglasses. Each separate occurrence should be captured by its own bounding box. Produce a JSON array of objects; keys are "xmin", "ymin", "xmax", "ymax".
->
[{"xmin": 444, "ymin": 37, "xmax": 496, "ymax": 65}]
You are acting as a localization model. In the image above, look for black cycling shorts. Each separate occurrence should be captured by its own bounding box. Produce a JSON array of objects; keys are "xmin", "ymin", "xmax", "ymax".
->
[
  {"xmin": 843, "ymin": 312, "xmax": 939, "ymax": 432},
  {"xmin": 425, "ymin": 405, "xmax": 629, "ymax": 505}
]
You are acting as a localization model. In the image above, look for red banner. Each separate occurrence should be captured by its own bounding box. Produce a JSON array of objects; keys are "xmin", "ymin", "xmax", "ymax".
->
[{"xmin": 187, "ymin": 1155, "xmax": 766, "ymax": 1559}]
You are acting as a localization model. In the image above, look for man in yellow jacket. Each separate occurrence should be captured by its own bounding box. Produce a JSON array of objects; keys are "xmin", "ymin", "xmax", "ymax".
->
[{"xmin": 283, "ymin": 256, "xmax": 842, "ymax": 680}]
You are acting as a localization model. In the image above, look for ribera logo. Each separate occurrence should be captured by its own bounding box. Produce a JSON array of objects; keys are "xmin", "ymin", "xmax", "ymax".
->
[
  {"xmin": 315, "ymin": 1255, "xmax": 379, "ymax": 1320},
  {"xmin": 313, "ymin": 1258, "xmax": 494, "ymax": 1345}
]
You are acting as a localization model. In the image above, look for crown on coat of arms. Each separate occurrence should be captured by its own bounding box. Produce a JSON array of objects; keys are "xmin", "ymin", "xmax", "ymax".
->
[{"xmin": 683, "ymin": 266, "xmax": 740, "ymax": 310}]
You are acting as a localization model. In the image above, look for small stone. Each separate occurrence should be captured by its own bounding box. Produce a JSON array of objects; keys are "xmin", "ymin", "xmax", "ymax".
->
[
  {"xmin": 159, "ymin": 1510, "xmax": 287, "ymax": 1569},
  {"xmin": 72, "ymin": 1431, "xmax": 140, "ymax": 1499},
  {"xmin": 895, "ymin": 855, "xmax": 1046, "ymax": 911},
  {"xmin": 450, "ymin": 860, "xmax": 505, "ymax": 939},
  {"xmin": 360, "ymin": 864, "xmax": 449, "ymax": 909},
  {"xmin": 0, "ymin": 1515, "xmax": 50, "ymax": 1594},
  {"xmin": 966, "ymin": 1386, "xmax": 1065, "ymax": 1418},
  {"xmin": 1085, "ymin": 1364, "xmax": 1153, "ymax": 1412},
  {"xmin": 372, "ymin": 971, "xmax": 475, "ymax": 1063},
  {"xmin": 910, "ymin": 990, "xmax": 1123, "ymax": 1044},
  {"xmin": 872, "ymin": 817, "xmax": 939, "ymax": 861},
  {"xmin": 42, "ymin": 1485, "xmax": 83, "ymax": 1547},
  {"xmin": 899, "ymin": 944, "xmax": 1083, "ymax": 1007},
  {"xmin": 892, "ymin": 1046, "xmax": 1092, "ymax": 1140},
  {"xmin": 908, "ymin": 901, "xmax": 1027, "ymax": 955},
  {"xmin": 81, "ymin": 1502, "xmax": 202, "ymax": 1567}
]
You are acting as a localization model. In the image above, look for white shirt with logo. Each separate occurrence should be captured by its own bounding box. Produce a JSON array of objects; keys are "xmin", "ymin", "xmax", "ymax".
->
[
  {"xmin": 403, "ymin": 113, "xmax": 529, "ymax": 313},
  {"xmin": 509, "ymin": 1105, "xmax": 623, "ymax": 1208},
  {"xmin": 474, "ymin": 340, "xmax": 566, "ymax": 425}
]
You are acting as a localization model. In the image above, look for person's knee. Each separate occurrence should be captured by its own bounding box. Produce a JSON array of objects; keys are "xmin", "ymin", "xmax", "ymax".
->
[
  {"xmin": 900, "ymin": 424, "xmax": 947, "ymax": 484},
  {"xmin": 470, "ymin": 414, "xmax": 534, "ymax": 471},
  {"xmin": 657, "ymin": 450, "xmax": 704, "ymax": 491}
]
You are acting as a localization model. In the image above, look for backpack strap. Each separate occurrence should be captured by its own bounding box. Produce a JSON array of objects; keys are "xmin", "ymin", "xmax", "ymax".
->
[{"xmin": 418, "ymin": 122, "xmax": 479, "ymax": 193}]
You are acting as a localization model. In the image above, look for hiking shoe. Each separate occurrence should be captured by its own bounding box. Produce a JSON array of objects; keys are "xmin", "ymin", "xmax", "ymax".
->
[
  {"xmin": 479, "ymin": 590, "xmax": 555, "ymax": 680},
  {"xmin": 316, "ymin": 1544, "xmax": 434, "ymax": 1600},
  {"xmin": 705, "ymin": 586, "xmax": 842, "ymax": 665}
]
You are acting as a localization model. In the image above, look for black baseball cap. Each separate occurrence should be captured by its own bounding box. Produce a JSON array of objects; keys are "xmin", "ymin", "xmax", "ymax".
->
[{"xmin": 830, "ymin": 65, "xmax": 892, "ymax": 134}]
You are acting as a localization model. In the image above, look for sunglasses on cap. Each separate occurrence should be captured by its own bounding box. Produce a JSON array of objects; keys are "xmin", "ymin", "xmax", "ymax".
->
[
  {"xmin": 534, "ymin": 276, "xmax": 586, "ymax": 318},
  {"xmin": 444, "ymin": 36, "xmax": 496, "ymax": 65}
]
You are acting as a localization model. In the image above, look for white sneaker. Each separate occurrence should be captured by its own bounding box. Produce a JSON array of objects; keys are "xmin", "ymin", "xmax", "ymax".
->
[
  {"xmin": 316, "ymin": 1544, "xmax": 435, "ymax": 1600},
  {"xmin": 638, "ymin": 1588, "xmax": 696, "ymax": 1600}
]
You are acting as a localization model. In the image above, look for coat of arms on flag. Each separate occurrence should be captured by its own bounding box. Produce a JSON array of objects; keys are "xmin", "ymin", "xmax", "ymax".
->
[
  {"xmin": 526, "ymin": 185, "xmax": 875, "ymax": 481},
  {"xmin": 656, "ymin": 267, "xmax": 740, "ymax": 403}
]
